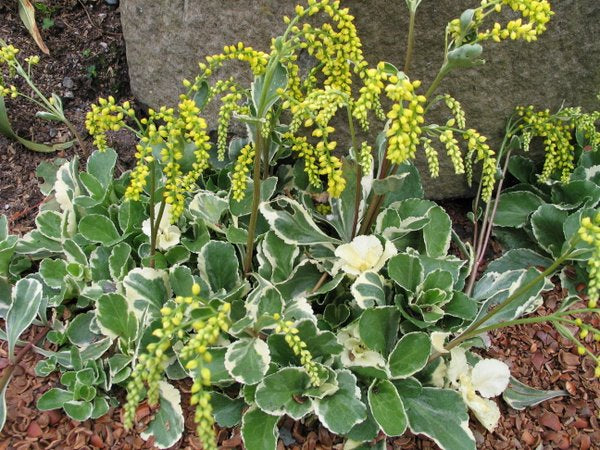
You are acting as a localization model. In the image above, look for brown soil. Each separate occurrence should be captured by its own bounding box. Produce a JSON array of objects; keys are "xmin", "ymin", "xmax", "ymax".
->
[{"xmin": 0, "ymin": 2, "xmax": 598, "ymax": 449}]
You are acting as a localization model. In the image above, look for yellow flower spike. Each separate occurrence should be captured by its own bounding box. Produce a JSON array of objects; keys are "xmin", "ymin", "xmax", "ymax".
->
[{"xmin": 577, "ymin": 346, "xmax": 586, "ymax": 356}]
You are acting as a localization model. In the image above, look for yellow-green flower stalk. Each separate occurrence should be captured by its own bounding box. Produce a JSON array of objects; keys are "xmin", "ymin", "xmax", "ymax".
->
[
  {"xmin": 273, "ymin": 314, "xmax": 322, "ymax": 387},
  {"xmin": 516, "ymin": 105, "xmax": 576, "ymax": 182},
  {"xmin": 385, "ymin": 77, "xmax": 427, "ymax": 165},
  {"xmin": 579, "ymin": 214, "xmax": 600, "ymax": 309},
  {"xmin": 422, "ymin": 138, "xmax": 440, "ymax": 178},
  {"xmin": 447, "ymin": 0, "xmax": 553, "ymax": 46},
  {"xmin": 463, "ymin": 128, "xmax": 497, "ymax": 202},
  {"xmin": 123, "ymin": 285, "xmax": 230, "ymax": 437},
  {"xmin": 231, "ymin": 143, "xmax": 256, "ymax": 201}
]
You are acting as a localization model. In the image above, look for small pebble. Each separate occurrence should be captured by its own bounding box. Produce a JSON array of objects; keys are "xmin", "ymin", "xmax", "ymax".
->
[{"xmin": 62, "ymin": 77, "xmax": 74, "ymax": 89}]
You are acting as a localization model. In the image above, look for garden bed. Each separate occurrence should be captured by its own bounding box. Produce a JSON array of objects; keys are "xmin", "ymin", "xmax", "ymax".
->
[{"xmin": 0, "ymin": 1, "xmax": 598, "ymax": 449}]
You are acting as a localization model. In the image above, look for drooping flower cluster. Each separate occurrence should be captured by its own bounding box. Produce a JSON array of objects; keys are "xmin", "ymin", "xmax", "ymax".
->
[
  {"xmin": 85, "ymin": 97, "xmax": 136, "ymax": 151},
  {"xmin": 217, "ymin": 86, "xmax": 244, "ymax": 160},
  {"xmin": 448, "ymin": 0, "xmax": 553, "ymax": 46},
  {"xmin": 195, "ymin": 42, "xmax": 269, "ymax": 84},
  {"xmin": 422, "ymin": 138, "xmax": 440, "ymax": 178},
  {"xmin": 463, "ymin": 128, "xmax": 497, "ymax": 202},
  {"xmin": 576, "ymin": 214, "xmax": 600, "ymax": 377},
  {"xmin": 443, "ymin": 95, "xmax": 466, "ymax": 130},
  {"xmin": 439, "ymin": 129, "xmax": 464, "ymax": 175},
  {"xmin": 87, "ymin": 95, "xmax": 212, "ymax": 220},
  {"xmin": 579, "ymin": 214, "xmax": 600, "ymax": 309},
  {"xmin": 273, "ymin": 314, "xmax": 322, "ymax": 387},
  {"xmin": 385, "ymin": 77, "xmax": 427, "ymax": 165},
  {"xmin": 231, "ymin": 143, "xmax": 256, "ymax": 201},
  {"xmin": 352, "ymin": 62, "xmax": 388, "ymax": 130},
  {"xmin": 123, "ymin": 285, "xmax": 230, "ymax": 450},
  {"xmin": 516, "ymin": 105, "xmax": 576, "ymax": 182},
  {"xmin": 289, "ymin": 0, "xmax": 366, "ymax": 95},
  {"xmin": 179, "ymin": 301, "xmax": 231, "ymax": 450}
]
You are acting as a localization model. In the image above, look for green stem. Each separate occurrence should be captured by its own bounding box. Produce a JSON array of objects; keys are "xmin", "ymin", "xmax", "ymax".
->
[
  {"xmin": 149, "ymin": 199, "xmax": 167, "ymax": 269},
  {"xmin": 404, "ymin": 9, "xmax": 417, "ymax": 74},
  {"xmin": 465, "ymin": 147, "xmax": 513, "ymax": 296},
  {"xmin": 425, "ymin": 65, "xmax": 450, "ymax": 99},
  {"xmin": 448, "ymin": 251, "xmax": 571, "ymax": 352},
  {"xmin": 347, "ymin": 106, "xmax": 362, "ymax": 239},
  {"xmin": 243, "ymin": 127, "xmax": 265, "ymax": 275}
]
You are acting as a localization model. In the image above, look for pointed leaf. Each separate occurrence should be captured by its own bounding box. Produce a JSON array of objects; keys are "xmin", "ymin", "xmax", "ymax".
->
[
  {"xmin": 18, "ymin": 0, "xmax": 50, "ymax": 54},
  {"xmin": 6, "ymin": 279, "xmax": 43, "ymax": 361},
  {"xmin": 260, "ymin": 197, "xmax": 340, "ymax": 245},
  {"xmin": 502, "ymin": 377, "xmax": 568, "ymax": 410}
]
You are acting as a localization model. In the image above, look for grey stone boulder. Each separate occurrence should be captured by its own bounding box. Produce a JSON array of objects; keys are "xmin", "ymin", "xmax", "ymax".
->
[{"xmin": 120, "ymin": 0, "xmax": 600, "ymax": 198}]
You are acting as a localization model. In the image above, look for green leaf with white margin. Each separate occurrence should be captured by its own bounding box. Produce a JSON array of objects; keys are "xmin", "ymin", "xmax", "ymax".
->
[
  {"xmin": 241, "ymin": 406, "xmax": 279, "ymax": 450},
  {"xmin": 35, "ymin": 210, "xmax": 63, "ymax": 241},
  {"xmin": 255, "ymin": 367, "xmax": 314, "ymax": 419},
  {"xmin": 198, "ymin": 241, "xmax": 240, "ymax": 294},
  {"xmin": 39, "ymin": 258, "xmax": 68, "ymax": 289},
  {"xmin": 63, "ymin": 239, "xmax": 87, "ymax": 265},
  {"xmin": 422, "ymin": 206, "xmax": 451, "ymax": 258},
  {"xmin": 258, "ymin": 231, "xmax": 299, "ymax": 283},
  {"xmin": 329, "ymin": 159, "xmax": 361, "ymax": 243},
  {"xmin": 0, "ymin": 376, "xmax": 9, "ymax": 431},
  {"xmin": 484, "ymin": 248, "xmax": 552, "ymax": 275},
  {"xmin": 79, "ymin": 214, "xmax": 122, "ymax": 246},
  {"xmin": 314, "ymin": 370, "xmax": 367, "ymax": 435},
  {"xmin": 63, "ymin": 400, "xmax": 93, "ymax": 421},
  {"xmin": 494, "ymin": 191, "xmax": 545, "ymax": 227},
  {"xmin": 123, "ymin": 267, "xmax": 171, "ymax": 320},
  {"xmin": 388, "ymin": 253, "xmax": 423, "ymax": 293},
  {"xmin": 472, "ymin": 268, "xmax": 553, "ymax": 327},
  {"xmin": 87, "ymin": 148, "xmax": 117, "ymax": 188},
  {"xmin": 224, "ymin": 337, "xmax": 270, "ymax": 385},
  {"xmin": 96, "ymin": 293, "xmax": 138, "ymax": 343},
  {"xmin": 260, "ymin": 197, "xmax": 340, "ymax": 245},
  {"xmin": 368, "ymin": 380, "xmax": 408, "ymax": 436},
  {"xmin": 6, "ymin": 278, "xmax": 43, "ymax": 361},
  {"xmin": 37, "ymin": 388, "xmax": 73, "ymax": 410},
  {"xmin": 502, "ymin": 377, "xmax": 568, "ymax": 410},
  {"xmin": 189, "ymin": 191, "xmax": 228, "ymax": 225},
  {"xmin": 140, "ymin": 381, "xmax": 184, "ymax": 449},
  {"xmin": 530, "ymin": 204, "xmax": 569, "ymax": 258},
  {"xmin": 109, "ymin": 242, "xmax": 132, "ymax": 281},
  {"xmin": 358, "ymin": 307, "xmax": 400, "ymax": 356},
  {"xmin": 397, "ymin": 381, "xmax": 476, "ymax": 450},
  {"xmin": 211, "ymin": 392, "xmax": 245, "ymax": 427},
  {"xmin": 388, "ymin": 332, "xmax": 432, "ymax": 379},
  {"xmin": 351, "ymin": 271, "xmax": 385, "ymax": 309},
  {"xmin": 0, "ymin": 228, "xmax": 17, "ymax": 277}
]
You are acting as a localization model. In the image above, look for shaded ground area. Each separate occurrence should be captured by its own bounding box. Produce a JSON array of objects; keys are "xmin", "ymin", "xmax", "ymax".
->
[{"xmin": 0, "ymin": 2, "xmax": 598, "ymax": 449}]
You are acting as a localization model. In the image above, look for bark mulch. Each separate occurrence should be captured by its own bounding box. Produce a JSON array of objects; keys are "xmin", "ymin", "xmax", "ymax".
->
[{"xmin": 0, "ymin": 1, "xmax": 598, "ymax": 449}]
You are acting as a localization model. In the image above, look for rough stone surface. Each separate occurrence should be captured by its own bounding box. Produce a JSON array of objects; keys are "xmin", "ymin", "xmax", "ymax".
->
[{"xmin": 120, "ymin": 0, "xmax": 600, "ymax": 198}]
